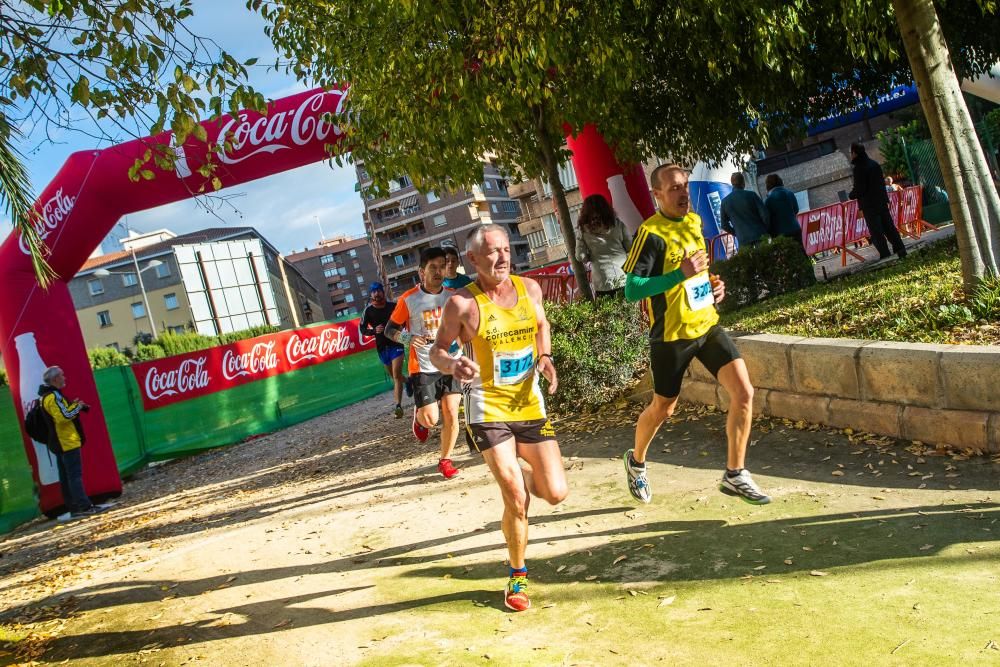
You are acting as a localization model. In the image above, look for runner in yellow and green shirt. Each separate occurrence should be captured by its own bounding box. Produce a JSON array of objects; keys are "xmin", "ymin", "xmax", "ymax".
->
[{"xmin": 622, "ymin": 164, "xmax": 771, "ymax": 506}]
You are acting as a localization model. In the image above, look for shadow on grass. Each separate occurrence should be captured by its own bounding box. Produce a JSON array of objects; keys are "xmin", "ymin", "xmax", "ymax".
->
[
  {"xmin": 561, "ymin": 415, "xmax": 1000, "ymax": 493},
  {"xmin": 14, "ymin": 502, "xmax": 999, "ymax": 661}
]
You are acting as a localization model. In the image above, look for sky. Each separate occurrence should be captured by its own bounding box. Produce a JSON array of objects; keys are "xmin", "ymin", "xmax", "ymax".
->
[{"xmin": 2, "ymin": 1, "xmax": 365, "ymax": 256}]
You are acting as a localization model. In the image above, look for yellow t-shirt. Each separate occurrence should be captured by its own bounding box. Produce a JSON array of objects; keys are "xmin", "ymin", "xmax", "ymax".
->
[
  {"xmin": 622, "ymin": 211, "xmax": 719, "ymax": 342},
  {"xmin": 464, "ymin": 276, "xmax": 546, "ymax": 423}
]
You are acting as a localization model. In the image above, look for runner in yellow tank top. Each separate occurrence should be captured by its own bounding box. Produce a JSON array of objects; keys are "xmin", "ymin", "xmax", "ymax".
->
[
  {"xmin": 430, "ymin": 224, "xmax": 566, "ymax": 613},
  {"xmin": 463, "ymin": 275, "xmax": 548, "ymax": 425}
]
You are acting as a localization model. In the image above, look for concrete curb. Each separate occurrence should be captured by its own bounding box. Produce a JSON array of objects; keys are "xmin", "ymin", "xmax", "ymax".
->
[{"xmin": 627, "ymin": 334, "xmax": 1000, "ymax": 453}]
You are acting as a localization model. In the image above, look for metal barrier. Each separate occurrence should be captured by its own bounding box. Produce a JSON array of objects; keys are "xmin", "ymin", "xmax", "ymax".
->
[{"xmin": 708, "ymin": 185, "xmax": 935, "ymax": 268}]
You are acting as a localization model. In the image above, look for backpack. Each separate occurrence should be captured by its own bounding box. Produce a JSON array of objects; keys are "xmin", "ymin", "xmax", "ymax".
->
[{"xmin": 24, "ymin": 400, "xmax": 53, "ymax": 446}]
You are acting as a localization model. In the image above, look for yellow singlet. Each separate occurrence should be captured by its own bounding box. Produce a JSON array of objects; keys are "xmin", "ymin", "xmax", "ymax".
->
[{"xmin": 464, "ymin": 276, "xmax": 546, "ymax": 424}]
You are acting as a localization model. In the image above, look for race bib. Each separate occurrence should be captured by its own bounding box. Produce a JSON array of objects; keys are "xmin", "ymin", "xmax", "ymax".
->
[
  {"xmin": 493, "ymin": 346, "xmax": 535, "ymax": 386},
  {"xmin": 684, "ymin": 275, "xmax": 715, "ymax": 312}
]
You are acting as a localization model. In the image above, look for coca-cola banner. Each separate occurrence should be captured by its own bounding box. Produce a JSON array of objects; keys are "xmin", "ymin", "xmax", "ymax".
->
[
  {"xmin": 131, "ymin": 319, "xmax": 375, "ymax": 410},
  {"xmin": 797, "ymin": 202, "xmax": 845, "ymax": 256}
]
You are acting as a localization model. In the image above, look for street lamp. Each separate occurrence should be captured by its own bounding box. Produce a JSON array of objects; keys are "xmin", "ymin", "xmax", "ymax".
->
[{"xmin": 95, "ymin": 254, "xmax": 163, "ymax": 339}]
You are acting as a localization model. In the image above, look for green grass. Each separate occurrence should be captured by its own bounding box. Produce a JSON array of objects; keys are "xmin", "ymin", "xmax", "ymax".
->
[{"xmin": 720, "ymin": 237, "xmax": 1000, "ymax": 345}]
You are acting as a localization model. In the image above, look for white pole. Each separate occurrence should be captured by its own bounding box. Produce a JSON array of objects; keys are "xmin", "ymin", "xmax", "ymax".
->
[{"xmin": 132, "ymin": 248, "xmax": 158, "ymax": 339}]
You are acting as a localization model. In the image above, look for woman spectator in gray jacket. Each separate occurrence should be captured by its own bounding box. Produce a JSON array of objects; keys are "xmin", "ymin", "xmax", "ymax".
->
[{"xmin": 575, "ymin": 194, "xmax": 633, "ymax": 298}]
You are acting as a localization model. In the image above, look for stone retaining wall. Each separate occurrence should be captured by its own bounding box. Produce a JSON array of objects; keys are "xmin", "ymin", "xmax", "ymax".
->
[{"xmin": 633, "ymin": 333, "xmax": 1000, "ymax": 453}]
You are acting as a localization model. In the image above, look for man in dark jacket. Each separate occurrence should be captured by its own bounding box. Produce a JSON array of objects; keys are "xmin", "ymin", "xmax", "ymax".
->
[
  {"xmin": 764, "ymin": 174, "xmax": 805, "ymax": 252},
  {"xmin": 360, "ymin": 282, "xmax": 407, "ymax": 418},
  {"xmin": 849, "ymin": 142, "xmax": 907, "ymax": 260},
  {"xmin": 720, "ymin": 172, "xmax": 770, "ymax": 249},
  {"xmin": 39, "ymin": 366, "xmax": 101, "ymax": 519}
]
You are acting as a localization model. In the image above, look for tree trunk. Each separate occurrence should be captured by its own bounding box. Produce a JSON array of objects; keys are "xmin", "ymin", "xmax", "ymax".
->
[
  {"xmin": 892, "ymin": 0, "xmax": 1000, "ymax": 293},
  {"xmin": 533, "ymin": 106, "xmax": 595, "ymax": 301}
]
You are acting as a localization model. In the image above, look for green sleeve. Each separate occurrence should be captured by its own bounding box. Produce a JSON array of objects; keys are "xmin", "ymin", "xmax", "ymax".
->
[{"xmin": 625, "ymin": 270, "xmax": 685, "ymax": 303}]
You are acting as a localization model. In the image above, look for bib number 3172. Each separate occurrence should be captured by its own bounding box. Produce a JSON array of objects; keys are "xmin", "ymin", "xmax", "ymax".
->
[
  {"xmin": 494, "ymin": 347, "xmax": 535, "ymax": 386},
  {"xmin": 684, "ymin": 276, "xmax": 715, "ymax": 312}
]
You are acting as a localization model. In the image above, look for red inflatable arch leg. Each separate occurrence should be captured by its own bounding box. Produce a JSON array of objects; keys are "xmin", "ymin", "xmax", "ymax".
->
[{"xmin": 0, "ymin": 88, "xmax": 349, "ymax": 515}]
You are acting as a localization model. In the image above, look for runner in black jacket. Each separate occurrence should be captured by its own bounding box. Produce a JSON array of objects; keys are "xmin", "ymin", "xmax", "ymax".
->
[{"xmin": 360, "ymin": 282, "xmax": 407, "ymax": 417}]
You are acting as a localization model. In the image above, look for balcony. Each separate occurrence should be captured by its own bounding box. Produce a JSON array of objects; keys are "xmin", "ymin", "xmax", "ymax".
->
[
  {"xmin": 528, "ymin": 242, "xmax": 568, "ymax": 268},
  {"xmin": 471, "ymin": 185, "xmax": 487, "ymax": 202},
  {"xmin": 506, "ymin": 179, "xmax": 537, "ymax": 199},
  {"xmin": 518, "ymin": 217, "xmax": 544, "ymax": 236}
]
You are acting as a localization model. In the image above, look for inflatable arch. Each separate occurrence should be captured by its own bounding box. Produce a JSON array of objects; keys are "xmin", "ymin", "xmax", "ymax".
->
[{"xmin": 0, "ymin": 87, "xmax": 654, "ymax": 514}]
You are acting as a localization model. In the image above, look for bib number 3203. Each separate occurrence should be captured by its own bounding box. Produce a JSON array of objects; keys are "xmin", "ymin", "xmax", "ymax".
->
[
  {"xmin": 494, "ymin": 347, "xmax": 535, "ymax": 386},
  {"xmin": 684, "ymin": 276, "xmax": 715, "ymax": 312}
]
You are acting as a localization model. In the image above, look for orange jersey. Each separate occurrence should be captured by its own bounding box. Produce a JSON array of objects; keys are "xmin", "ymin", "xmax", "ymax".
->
[{"xmin": 390, "ymin": 285, "xmax": 461, "ymax": 374}]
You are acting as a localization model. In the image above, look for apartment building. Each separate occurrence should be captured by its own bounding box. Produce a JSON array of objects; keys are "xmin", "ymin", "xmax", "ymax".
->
[
  {"xmin": 508, "ymin": 161, "xmax": 584, "ymax": 269},
  {"xmin": 71, "ymin": 227, "xmax": 322, "ymax": 351},
  {"xmin": 285, "ymin": 235, "xmax": 383, "ymax": 320},
  {"xmin": 357, "ymin": 160, "xmax": 530, "ymax": 295}
]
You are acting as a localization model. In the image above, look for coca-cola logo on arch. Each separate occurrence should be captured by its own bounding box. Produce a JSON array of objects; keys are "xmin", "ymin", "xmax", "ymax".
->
[
  {"xmin": 215, "ymin": 90, "xmax": 349, "ymax": 169},
  {"xmin": 18, "ymin": 188, "xmax": 77, "ymax": 255}
]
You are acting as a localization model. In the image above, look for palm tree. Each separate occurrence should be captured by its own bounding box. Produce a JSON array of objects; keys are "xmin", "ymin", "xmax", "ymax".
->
[{"xmin": 1, "ymin": 115, "xmax": 54, "ymax": 286}]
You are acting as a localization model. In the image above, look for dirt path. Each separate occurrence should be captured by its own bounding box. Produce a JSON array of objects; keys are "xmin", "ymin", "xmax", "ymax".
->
[{"xmin": 2, "ymin": 391, "xmax": 999, "ymax": 666}]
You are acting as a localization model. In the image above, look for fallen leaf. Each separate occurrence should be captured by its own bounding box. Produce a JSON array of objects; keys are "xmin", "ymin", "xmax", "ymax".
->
[
  {"xmin": 613, "ymin": 555, "xmax": 628, "ymax": 565},
  {"xmin": 273, "ymin": 619, "xmax": 291, "ymax": 628},
  {"xmin": 809, "ymin": 570, "xmax": 829, "ymax": 577},
  {"xmin": 658, "ymin": 596, "xmax": 676, "ymax": 607}
]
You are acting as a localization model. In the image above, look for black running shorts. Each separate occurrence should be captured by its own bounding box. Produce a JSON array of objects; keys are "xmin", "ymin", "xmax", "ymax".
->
[
  {"xmin": 650, "ymin": 325, "xmax": 741, "ymax": 398},
  {"xmin": 466, "ymin": 419, "xmax": 556, "ymax": 452},
  {"xmin": 412, "ymin": 372, "xmax": 462, "ymax": 409}
]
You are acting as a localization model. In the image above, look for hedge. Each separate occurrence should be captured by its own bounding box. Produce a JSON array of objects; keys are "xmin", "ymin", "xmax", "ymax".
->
[{"xmin": 712, "ymin": 235, "xmax": 816, "ymax": 313}]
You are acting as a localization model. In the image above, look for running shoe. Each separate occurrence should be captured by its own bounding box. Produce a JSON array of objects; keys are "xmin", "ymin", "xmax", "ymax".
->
[
  {"xmin": 438, "ymin": 458, "xmax": 460, "ymax": 479},
  {"xmin": 70, "ymin": 505, "xmax": 106, "ymax": 518},
  {"xmin": 504, "ymin": 575, "xmax": 531, "ymax": 612},
  {"xmin": 394, "ymin": 404, "xmax": 404, "ymax": 419},
  {"xmin": 623, "ymin": 449, "xmax": 652, "ymax": 503},
  {"xmin": 412, "ymin": 407, "xmax": 429, "ymax": 442},
  {"xmin": 719, "ymin": 469, "xmax": 771, "ymax": 505}
]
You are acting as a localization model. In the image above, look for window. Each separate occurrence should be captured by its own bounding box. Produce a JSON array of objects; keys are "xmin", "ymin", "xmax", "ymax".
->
[
  {"xmin": 484, "ymin": 180, "xmax": 494, "ymax": 190},
  {"xmin": 169, "ymin": 325, "xmax": 186, "ymax": 335},
  {"xmin": 426, "ymin": 191, "xmax": 439, "ymax": 204},
  {"xmin": 336, "ymin": 280, "xmax": 350, "ymax": 289},
  {"xmin": 324, "ymin": 267, "xmax": 339, "ymax": 278},
  {"xmin": 345, "ymin": 294, "xmax": 355, "ymax": 303},
  {"xmin": 108, "ymin": 342, "xmax": 120, "ymax": 352},
  {"xmin": 541, "ymin": 161, "xmax": 579, "ymax": 197},
  {"xmin": 501, "ymin": 200, "xmax": 520, "ymax": 214},
  {"xmin": 155, "ymin": 263, "xmax": 171, "ymax": 278},
  {"xmin": 395, "ymin": 255, "xmax": 406, "ymax": 268},
  {"xmin": 542, "ymin": 213, "xmax": 563, "ymax": 243},
  {"xmin": 131, "ymin": 302, "xmax": 146, "ymax": 319},
  {"xmin": 491, "ymin": 203, "xmax": 498, "ymax": 213},
  {"xmin": 87, "ymin": 278, "xmax": 104, "ymax": 296},
  {"xmin": 357, "ymin": 275, "xmax": 365, "ymax": 284},
  {"xmin": 122, "ymin": 272, "xmax": 138, "ymax": 287},
  {"xmin": 164, "ymin": 293, "xmax": 179, "ymax": 310},
  {"xmin": 361, "ymin": 290, "xmax": 368, "ymax": 297},
  {"xmin": 338, "ymin": 266, "xmax": 347, "ymax": 276},
  {"xmin": 97, "ymin": 310, "xmax": 112, "ymax": 327},
  {"xmin": 389, "ymin": 175, "xmax": 412, "ymax": 192},
  {"xmin": 349, "ymin": 249, "xmax": 357, "ymax": 258},
  {"xmin": 353, "ymin": 261, "xmax": 360, "ymax": 269},
  {"xmin": 433, "ymin": 214, "xmax": 447, "ymax": 227},
  {"xmin": 320, "ymin": 254, "xmax": 335, "ymax": 264}
]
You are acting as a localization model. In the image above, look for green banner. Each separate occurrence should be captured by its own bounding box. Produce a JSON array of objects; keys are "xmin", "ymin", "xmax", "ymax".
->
[{"xmin": 0, "ymin": 350, "xmax": 391, "ymax": 532}]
